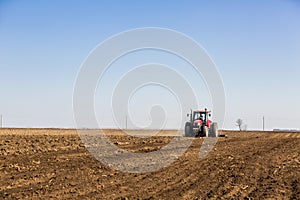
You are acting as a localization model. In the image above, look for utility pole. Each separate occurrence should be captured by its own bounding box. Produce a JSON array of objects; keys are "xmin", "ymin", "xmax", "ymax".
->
[
  {"xmin": 125, "ymin": 114, "xmax": 127, "ymax": 130},
  {"xmin": 263, "ymin": 116, "xmax": 265, "ymax": 131},
  {"xmin": 0, "ymin": 114, "xmax": 2, "ymax": 128}
]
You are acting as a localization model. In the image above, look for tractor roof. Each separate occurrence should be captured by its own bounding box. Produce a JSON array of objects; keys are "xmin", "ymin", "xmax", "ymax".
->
[{"xmin": 194, "ymin": 110, "xmax": 211, "ymax": 113}]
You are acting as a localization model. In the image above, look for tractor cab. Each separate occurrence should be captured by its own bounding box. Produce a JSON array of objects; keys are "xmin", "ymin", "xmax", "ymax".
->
[{"xmin": 188, "ymin": 109, "xmax": 212, "ymax": 128}]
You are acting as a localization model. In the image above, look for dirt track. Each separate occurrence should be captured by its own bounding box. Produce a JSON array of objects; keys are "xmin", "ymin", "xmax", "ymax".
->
[{"xmin": 0, "ymin": 129, "xmax": 299, "ymax": 199}]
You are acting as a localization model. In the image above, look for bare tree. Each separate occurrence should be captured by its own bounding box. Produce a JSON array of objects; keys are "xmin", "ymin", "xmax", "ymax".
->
[{"xmin": 236, "ymin": 118, "xmax": 243, "ymax": 131}]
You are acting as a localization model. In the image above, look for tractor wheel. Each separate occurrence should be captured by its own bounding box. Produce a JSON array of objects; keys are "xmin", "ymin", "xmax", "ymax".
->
[
  {"xmin": 209, "ymin": 122, "xmax": 218, "ymax": 137},
  {"xmin": 184, "ymin": 122, "xmax": 194, "ymax": 137},
  {"xmin": 202, "ymin": 126, "xmax": 209, "ymax": 137}
]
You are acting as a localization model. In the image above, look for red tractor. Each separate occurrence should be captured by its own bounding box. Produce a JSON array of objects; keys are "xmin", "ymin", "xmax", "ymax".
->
[{"xmin": 185, "ymin": 108, "xmax": 218, "ymax": 137}]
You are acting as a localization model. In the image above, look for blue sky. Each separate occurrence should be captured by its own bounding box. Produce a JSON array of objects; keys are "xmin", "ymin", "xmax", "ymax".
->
[{"xmin": 0, "ymin": 0, "xmax": 300, "ymax": 130}]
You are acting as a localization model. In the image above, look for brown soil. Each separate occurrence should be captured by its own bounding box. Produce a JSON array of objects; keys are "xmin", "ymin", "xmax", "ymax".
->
[{"xmin": 0, "ymin": 129, "xmax": 299, "ymax": 199}]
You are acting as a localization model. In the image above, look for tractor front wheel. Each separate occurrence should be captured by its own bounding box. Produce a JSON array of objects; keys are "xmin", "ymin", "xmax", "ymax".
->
[{"xmin": 202, "ymin": 126, "xmax": 208, "ymax": 137}]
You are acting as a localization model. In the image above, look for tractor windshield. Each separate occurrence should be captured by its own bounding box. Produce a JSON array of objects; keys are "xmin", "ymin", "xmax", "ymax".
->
[{"xmin": 194, "ymin": 112, "xmax": 205, "ymax": 121}]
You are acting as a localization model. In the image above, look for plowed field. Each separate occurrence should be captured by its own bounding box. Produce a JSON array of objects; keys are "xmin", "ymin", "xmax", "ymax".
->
[{"xmin": 0, "ymin": 129, "xmax": 299, "ymax": 199}]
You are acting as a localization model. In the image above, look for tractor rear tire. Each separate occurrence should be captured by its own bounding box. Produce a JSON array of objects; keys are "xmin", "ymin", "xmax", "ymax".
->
[
  {"xmin": 209, "ymin": 122, "xmax": 218, "ymax": 137},
  {"xmin": 184, "ymin": 122, "xmax": 194, "ymax": 137}
]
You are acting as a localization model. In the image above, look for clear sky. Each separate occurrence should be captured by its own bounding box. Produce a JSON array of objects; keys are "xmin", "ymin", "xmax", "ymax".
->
[{"xmin": 0, "ymin": 0, "xmax": 300, "ymax": 130}]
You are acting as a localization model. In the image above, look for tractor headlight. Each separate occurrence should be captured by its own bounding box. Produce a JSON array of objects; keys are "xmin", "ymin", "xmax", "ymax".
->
[{"xmin": 194, "ymin": 123, "xmax": 201, "ymax": 128}]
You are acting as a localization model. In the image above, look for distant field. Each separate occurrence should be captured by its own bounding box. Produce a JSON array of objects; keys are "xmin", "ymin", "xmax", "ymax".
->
[
  {"xmin": 0, "ymin": 128, "xmax": 182, "ymax": 136},
  {"xmin": 0, "ymin": 129, "xmax": 299, "ymax": 199},
  {"xmin": 1, "ymin": 128, "xmax": 299, "ymax": 137}
]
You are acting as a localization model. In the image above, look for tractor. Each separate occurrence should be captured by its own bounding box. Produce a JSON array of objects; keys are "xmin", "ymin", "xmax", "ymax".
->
[{"xmin": 185, "ymin": 108, "xmax": 218, "ymax": 137}]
